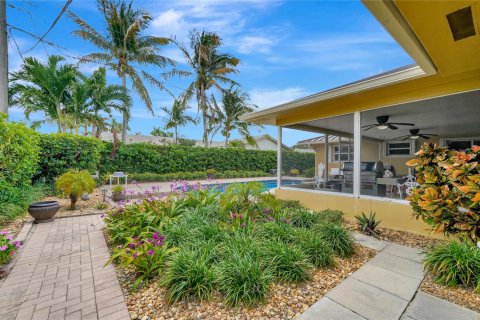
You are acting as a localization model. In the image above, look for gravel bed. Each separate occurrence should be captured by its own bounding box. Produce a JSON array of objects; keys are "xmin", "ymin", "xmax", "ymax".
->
[
  {"xmin": 115, "ymin": 245, "xmax": 375, "ymax": 320},
  {"xmin": 420, "ymin": 274, "xmax": 480, "ymax": 313},
  {"xmin": 42, "ymin": 188, "xmax": 111, "ymax": 218}
]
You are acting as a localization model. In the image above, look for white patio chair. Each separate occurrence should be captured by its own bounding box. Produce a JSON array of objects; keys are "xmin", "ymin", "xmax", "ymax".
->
[
  {"xmin": 313, "ymin": 163, "xmax": 326, "ymax": 190},
  {"xmin": 397, "ymin": 173, "xmax": 419, "ymax": 199}
]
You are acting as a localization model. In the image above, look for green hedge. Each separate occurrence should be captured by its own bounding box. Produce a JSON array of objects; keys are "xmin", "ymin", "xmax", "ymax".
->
[
  {"xmin": 99, "ymin": 143, "xmax": 314, "ymax": 174},
  {"xmin": 36, "ymin": 134, "xmax": 103, "ymax": 181},
  {"xmin": 111, "ymin": 170, "xmax": 269, "ymax": 183}
]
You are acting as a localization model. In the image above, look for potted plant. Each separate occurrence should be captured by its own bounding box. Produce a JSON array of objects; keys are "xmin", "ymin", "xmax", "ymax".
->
[
  {"xmin": 28, "ymin": 201, "xmax": 61, "ymax": 223},
  {"xmin": 112, "ymin": 185, "xmax": 125, "ymax": 202},
  {"xmin": 206, "ymin": 168, "xmax": 217, "ymax": 179},
  {"xmin": 290, "ymin": 168, "xmax": 300, "ymax": 176},
  {"xmin": 55, "ymin": 169, "xmax": 95, "ymax": 210}
]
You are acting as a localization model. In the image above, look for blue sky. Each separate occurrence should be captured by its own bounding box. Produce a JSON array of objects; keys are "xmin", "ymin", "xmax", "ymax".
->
[{"xmin": 6, "ymin": 0, "xmax": 413, "ymax": 146}]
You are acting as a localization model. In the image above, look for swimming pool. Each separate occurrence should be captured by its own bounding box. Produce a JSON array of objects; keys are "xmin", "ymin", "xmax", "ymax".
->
[{"xmin": 198, "ymin": 179, "xmax": 304, "ymax": 192}]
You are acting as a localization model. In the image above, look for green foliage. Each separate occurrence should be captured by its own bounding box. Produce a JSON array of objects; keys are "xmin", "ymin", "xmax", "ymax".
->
[
  {"xmin": 303, "ymin": 167, "xmax": 315, "ymax": 178},
  {"xmin": 112, "ymin": 185, "xmax": 124, "ymax": 193},
  {"xmin": 206, "ymin": 168, "xmax": 217, "ymax": 175},
  {"xmin": 0, "ymin": 230, "xmax": 22, "ymax": 264},
  {"xmin": 261, "ymin": 240, "xmax": 312, "ymax": 283},
  {"xmin": 316, "ymin": 209, "xmax": 345, "ymax": 225},
  {"xmin": 96, "ymin": 203, "xmax": 109, "ymax": 210},
  {"xmin": 178, "ymin": 138, "xmax": 196, "ymax": 147},
  {"xmin": 0, "ymin": 182, "xmax": 47, "ymax": 224},
  {"xmin": 162, "ymin": 247, "xmax": 216, "ymax": 303},
  {"xmin": 56, "ymin": 170, "xmax": 95, "ymax": 209},
  {"xmin": 289, "ymin": 208, "xmax": 321, "ymax": 229},
  {"xmin": 355, "ymin": 212, "xmax": 381, "ymax": 237},
  {"xmin": 423, "ymin": 241, "xmax": 480, "ymax": 291},
  {"xmin": 316, "ymin": 223, "xmax": 355, "ymax": 258},
  {"xmin": 37, "ymin": 134, "xmax": 103, "ymax": 181},
  {"xmin": 0, "ymin": 115, "xmax": 40, "ymax": 186},
  {"xmin": 220, "ymin": 182, "xmax": 264, "ymax": 213},
  {"xmin": 151, "ymin": 127, "xmax": 173, "ymax": 137},
  {"xmin": 406, "ymin": 143, "xmax": 480, "ymax": 244},
  {"xmin": 290, "ymin": 168, "xmax": 299, "ymax": 176},
  {"xmin": 217, "ymin": 251, "xmax": 271, "ymax": 307},
  {"xmin": 98, "ymin": 143, "xmax": 314, "ymax": 174},
  {"xmin": 296, "ymin": 229, "xmax": 336, "ymax": 268}
]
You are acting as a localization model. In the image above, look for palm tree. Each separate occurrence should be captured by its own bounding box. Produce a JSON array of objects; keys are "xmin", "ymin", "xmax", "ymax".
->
[
  {"xmin": 9, "ymin": 55, "xmax": 79, "ymax": 132},
  {"xmin": 70, "ymin": 0, "xmax": 174, "ymax": 141},
  {"xmin": 212, "ymin": 86, "xmax": 259, "ymax": 147},
  {"xmin": 161, "ymin": 99, "xmax": 196, "ymax": 145},
  {"xmin": 174, "ymin": 30, "xmax": 239, "ymax": 147}
]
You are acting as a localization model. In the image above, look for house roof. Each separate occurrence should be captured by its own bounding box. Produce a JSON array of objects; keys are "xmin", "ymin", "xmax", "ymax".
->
[{"xmin": 240, "ymin": 0, "xmax": 480, "ymax": 128}]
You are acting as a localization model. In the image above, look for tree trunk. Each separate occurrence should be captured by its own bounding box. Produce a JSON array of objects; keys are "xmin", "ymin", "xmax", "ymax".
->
[
  {"xmin": 70, "ymin": 195, "xmax": 78, "ymax": 210},
  {"xmin": 92, "ymin": 124, "xmax": 97, "ymax": 137},
  {"xmin": 121, "ymin": 75, "xmax": 127, "ymax": 142},
  {"xmin": 175, "ymin": 125, "xmax": 178, "ymax": 145},
  {"xmin": 199, "ymin": 83, "xmax": 209, "ymax": 148},
  {"xmin": 225, "ymin": 133, "xmax": 229, "ymax": 147}
]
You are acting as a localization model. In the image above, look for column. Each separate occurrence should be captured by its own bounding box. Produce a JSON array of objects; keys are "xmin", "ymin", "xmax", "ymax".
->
[
  {"xmin": 277, "ymin": 126, "xmax": 282, "ymax": 188},
  {"xmin": 353, "ymin": 112, "xmax": 361, "ymax": 197}
]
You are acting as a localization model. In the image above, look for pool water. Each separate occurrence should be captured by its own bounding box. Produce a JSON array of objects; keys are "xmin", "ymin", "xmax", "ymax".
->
[{"xmin": 200, "ymin": 179, "xmax": 303, "ymax": 192}]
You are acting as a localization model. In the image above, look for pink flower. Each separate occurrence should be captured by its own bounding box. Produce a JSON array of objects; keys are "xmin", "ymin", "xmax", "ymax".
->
[
  {"xmin": 147, "ymin": 250, "xmax": 154, "ymax": 256},
  {"xmin": 0, "ymin": 245, "xmax": 7, "ymax": 251},
  {"xmin": 6, "ymin": 235, "xmax": 14, "ymax": 240},
  {"xmin": 132, "ymin": 252, "xmax": 138, "ymax": 259},
  {"xmin": 10, "ymin": 250, "xmax": 15, "ymax": 255},
  {"xmin": 0, "ymin": 230, "xmax": 8, "ymax": 235}
]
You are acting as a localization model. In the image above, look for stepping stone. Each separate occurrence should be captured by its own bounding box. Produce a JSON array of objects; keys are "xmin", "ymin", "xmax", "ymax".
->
[
  {"xmin": 351, "ymin": 263, "xmax": 421, "ymax": 300},
  {"xmin": 353, "ymin": 232, "xmax": 389, "ymax": 251},
  {"xmin": 383, "ymin": 243, "xmax": 424, "ymax": 263},
  {"xmin": 369, "ymin": 252, "xmax": 424, "ymax": 280},
  {"xmin": 403, "ymin": 292, "xmax": 480, "ymax": 320},
  {"xmin": 297, "ymin": 297, "xmax": 366, "ymax": 320},
  {"xmin": 326, "ymin": 277, "xmax": 408, "ymax": 320}
]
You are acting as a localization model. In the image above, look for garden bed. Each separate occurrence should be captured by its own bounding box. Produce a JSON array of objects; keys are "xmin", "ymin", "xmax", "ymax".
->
[
  {"xmin": 103, "ymin": 182, "xmax": 374, "ymax": 320},
  {"xmin": 119, "ymin": 245, "xmax": 374, "ymax": 320}
]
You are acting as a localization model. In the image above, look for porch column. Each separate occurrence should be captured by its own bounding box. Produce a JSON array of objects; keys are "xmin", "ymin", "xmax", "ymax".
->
[
  {"xmin": 324, "ymin": 134, "xmax": 329, "ymax": 181},
  {"xmin": 338, "ymin": 137, "xmax": 342, "ymax": 171},
  {"xmin": 353, "ymin": 112, "xmax": 361, "ymax": 198},
  {"xmin": 277, "ymin": 126, "xmax": 282, "ymax": 188}
]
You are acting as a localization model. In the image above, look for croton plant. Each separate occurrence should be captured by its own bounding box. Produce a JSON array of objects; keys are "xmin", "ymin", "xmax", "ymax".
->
[{"xmin": 406, "ymin": 143, "xmax": 480, "ymax": 245}]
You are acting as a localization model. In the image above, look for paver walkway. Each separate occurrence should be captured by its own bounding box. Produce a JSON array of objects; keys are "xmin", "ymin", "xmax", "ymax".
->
[
  {"xmin": 0, "ymin": 215, "xmax": 129, "ymax": 320},
  {"xmin": 299, "ymin": 233, "xmax": 480, "ymax": 320}
]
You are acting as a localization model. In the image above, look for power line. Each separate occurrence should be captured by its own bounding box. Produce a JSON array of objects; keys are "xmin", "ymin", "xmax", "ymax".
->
[{"xmin": 24, "ymin": 0, "xmax": 73, "ymax": 53}]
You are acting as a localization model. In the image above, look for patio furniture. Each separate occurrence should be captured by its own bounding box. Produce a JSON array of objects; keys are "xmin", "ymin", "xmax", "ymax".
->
[
  {"xmin": 377, "ymin": 177, "xmax": 406, "ymax": 198},
  {"xmin": 109, "ymin": 172, "xmax": 128, "ymax": 187},
  {"xmin": 313, "ymin": 163, "xmax": 326, "ymax": 190},
  {"xmin": 397, "ymin": 174, "xmax": 419, "ymax": 199}
]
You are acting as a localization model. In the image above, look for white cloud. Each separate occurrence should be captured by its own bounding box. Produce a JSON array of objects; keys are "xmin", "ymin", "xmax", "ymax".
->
[
  {"xmin": 249, "ymin": 87, "xmax": 309, "ymax": 109},
  {"xmin": 237, "ymin": 35, "xmax": 275, "ymax": 54}
]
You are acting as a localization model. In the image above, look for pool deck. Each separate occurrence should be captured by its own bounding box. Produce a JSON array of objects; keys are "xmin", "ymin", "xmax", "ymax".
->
[{"xmin": 105, "ymin": 176, "xmax": 308, "ymax": 193}]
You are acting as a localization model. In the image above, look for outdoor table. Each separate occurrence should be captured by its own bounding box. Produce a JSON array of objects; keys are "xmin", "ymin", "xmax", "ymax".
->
[{"xmin": 109, "ymin": 172, "xmax": 128, "ymax": 187}]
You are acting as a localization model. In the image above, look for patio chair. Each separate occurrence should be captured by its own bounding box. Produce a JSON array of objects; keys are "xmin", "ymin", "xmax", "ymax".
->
[
  {"xmin": 313, "ymin": 163, "xmax": 326, "ymax": 190},
  {"xmin": 397, "ymin": 173, "xmax": 419, "ymax": 199}
]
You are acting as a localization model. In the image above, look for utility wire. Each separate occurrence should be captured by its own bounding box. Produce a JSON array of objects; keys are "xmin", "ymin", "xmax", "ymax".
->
[{"xmin": 24, "ymin": 0, "xmax": 73, "ymax": 53}]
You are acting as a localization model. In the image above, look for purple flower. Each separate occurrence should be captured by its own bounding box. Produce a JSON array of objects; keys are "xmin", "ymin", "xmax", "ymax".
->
[
  {"xmin": 6, "ymin": 235, "xmax": 14, "ymax": 240},
  {"xmin": 128, "ymin": 243, "xmax": 136, "ymax": 249},
  {"xmin": 10, "ymin": 250, "xmax": 15, "ymax": 255},
  {"xmin": 240, "ymin": 223, "xmax": 246, "ymax": 228},
  {"xmin": 238, "ymin": 213, "xmax": 243, "ymax": 219},
  {"xmin": 132, "ymin": 252, "xmax": 138, "ymax": 259},
  {"xmin": 152, "ymin": 232, "xmax": 160, "ymax": 240},
  {"xmin": 0, "ymin": 245, "xmax": 7, "ymax": 251},
  {"xmin": 0, "ymin": 230, "xmax": 8, "ymax": 235},
  {"xmin": 15, "ymin": 242, "xmax": 22, "ymax": 249},
  {"xmin": 263, "ymin": 208, "xmax": 271, "ymax": 214},
  {"xmin": 100, "ymin": 214, "xmax": 105, "ymax": 219},
  {"xmin": 147, "ymin": 250, "xmax": 154, "ymax": 256}
]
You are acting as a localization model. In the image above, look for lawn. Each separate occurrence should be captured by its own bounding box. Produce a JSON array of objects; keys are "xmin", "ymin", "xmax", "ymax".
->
[{"xmin": 103, "ymin": 181, "xmax": 374, "ymax": 319}]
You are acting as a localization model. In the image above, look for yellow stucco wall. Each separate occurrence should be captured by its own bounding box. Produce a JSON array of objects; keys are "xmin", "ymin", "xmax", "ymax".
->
[{"xmin": 275, "ymin": 188, "xmax": 443, "ymax": 238}]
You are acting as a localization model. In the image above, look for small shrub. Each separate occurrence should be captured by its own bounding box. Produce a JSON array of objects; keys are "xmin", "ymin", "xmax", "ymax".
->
[
  {"xmin": 261, "ymin": 240, "xmax": 312, "ymax": 283},
  {"xmin": 316, "ymin": 223, "xmax": 355, "ymax": 258},
  {"xmin": 217, "ymin": 252, "xmax": 271, "ymax": 307},
  {"xmin": 0, "ymin": 230, "xmax": 22, "ymax": 264},
  {"xmin": 290, "ymin": 168, "xmax": 299, "ymax": 176},
  {"xmin": 255, "ymin": 222, "xmax": 296, "ymax": 244},
  {"xmin": 303, "ymin": 167, "xmax": 315, "ymax": 178},
  {"xmin": 316, "ymin": 209, "xmax": 344, "ymax": 225},
  {"xmin": 162, "ymin": 248, "xmax": 216, "ymax": 303},
  {"xmin": 355, "ymin": 211, "xmax": 381, "ymax": 237},
  {"xmin": 296, "ymin": 229, "xmax": 336, "ymax": 268},
  {"xmin": 96, "ymin": 203, "xmax": 109, "ymax": 210},
  {"xmin": 206, "ymin": 168, "xmax": 217, "ymax": 175},
  {"xmin": 424, "ymin": 241, "xmax": 480, "ymax": 290},
  {"xmin": 112, "ymin": 185, "xmax": 124, "ymax": 194},
  {"xmin": 56, "ymin": 170, "xmax": 95, "ymax": 210},
  {"xmin": 290, "ymin": 208, "xmax": 320, "ymax": 229}
]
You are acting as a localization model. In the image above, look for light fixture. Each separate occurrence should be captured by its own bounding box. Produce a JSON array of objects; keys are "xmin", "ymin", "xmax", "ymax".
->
[
  {"xmin": 101, "ymin": 188, "xmax": 108, "ymax": 202},
  {"xmin": 377, "ymin": 125, "xmax": 388, "ymax": 130},
  {"xmin": 447, "ymin": 6, "xmax": 476, "ymax": 41},
  {"xmin": 409, "ymin": 135, "xmax": 420, "ymax": 140}
]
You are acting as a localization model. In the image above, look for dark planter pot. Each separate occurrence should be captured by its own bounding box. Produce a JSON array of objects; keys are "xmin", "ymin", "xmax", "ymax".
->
[
  {"xmin": 28, "ymin": 201, "xmax": 60, "ymax": 223},
  {"xmin": 112, "ymin": 192, "xmax": 126, "ymax": 202}
]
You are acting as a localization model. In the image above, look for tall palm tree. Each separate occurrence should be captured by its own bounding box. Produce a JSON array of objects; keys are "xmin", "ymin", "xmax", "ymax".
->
[
  {"xmin": 70, "ymin": 0, "xmax": 174, "ymax": 141},
  {"xmin": 161, "ymin": 99, "xmax": 196, "ymax": 145},
  {"xmin": 9, "ymin": 55, "xmax": 79, "ymax": 132},
  {"xmin": 212, "ymin": 86, "xmax": 259, "ymax": 147},
  {"xmin": 174, "ymin": 30, "xmax": 239, "ymax": 147}
]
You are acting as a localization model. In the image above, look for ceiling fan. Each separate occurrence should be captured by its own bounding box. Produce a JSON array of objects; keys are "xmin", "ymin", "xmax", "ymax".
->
[
  {"xmin": 362, "ymin": 115, "xmax": 415, "ymax": 131},
  {"xmin": 394, "ymin": 129, "xmax": 438, "ymax": 141}
]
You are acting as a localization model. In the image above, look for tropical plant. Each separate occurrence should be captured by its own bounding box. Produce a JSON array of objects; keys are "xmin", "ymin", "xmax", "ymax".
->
[
  {"xmin": 316, "ymin": 223, "xmax": 355, "ymax": 258},
  {"xmin": 296, "ymin": 229, "xmax": 336, "ymax": 268},
  {"xmin": 9, "ymin": 56, "xmax": 79, "ymax": 132},
  {"xmin": 150, "ymin": 127, "xmax": 173, "ymax": 138},
  {"xmin": 406, "ymin": 143, "xmax": 480, "ymax": 244},
  {"xmin": 355, "ymin": 211, "xmax": 381, "ymax": 237},
  {"xmin": 227, "ymin": 140, "xmax": 246, "ymax": 149},
  {"xmin": 423, "ymin": 241, "xmax": 480, "ymax": 291},
  {"xmin": 174, "ymin": 30, "xmax": 239, "ymax": 147},
  {"xmin": 211, "ymin": 86, "xmax": 258, "ymax": 147},
  {"xmin": 112, "ymin": 185, "xmax": 124, "ymax": 193},
  {"xmin": 55, "ymin": 170, "xmax": 95, "ymax": 209},
  {"xmin": 71, "ymin": 0, "xmax": 175, "ymax": 141},
  {"xmin": 161, "ymin": 99, "xmax": 196, "ymax": 145}
]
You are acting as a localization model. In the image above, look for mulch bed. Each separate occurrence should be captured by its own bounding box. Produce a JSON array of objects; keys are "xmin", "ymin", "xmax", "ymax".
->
[
  {"xmin": 114, "ymin": 245, "xmax": 376, "ymax": 320},
  {"xmin": 42, "ymin": 188, "xmax": 111, "ymax": 218}
]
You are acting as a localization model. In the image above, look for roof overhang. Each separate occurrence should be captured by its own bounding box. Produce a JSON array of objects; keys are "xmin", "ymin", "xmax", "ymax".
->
[{"xmin": 241, "ymin": 0, "xmax": 480, "ymax": 127}]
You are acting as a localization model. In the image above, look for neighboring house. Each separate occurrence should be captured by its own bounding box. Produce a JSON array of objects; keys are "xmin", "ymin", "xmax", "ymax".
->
[
  {"xmin": 100, "ymin": 133, "xmax": 292, "ymax": 151},
  {"xmin": 241, "ymin": 0, "xmax": 480, "ymax": 236}
]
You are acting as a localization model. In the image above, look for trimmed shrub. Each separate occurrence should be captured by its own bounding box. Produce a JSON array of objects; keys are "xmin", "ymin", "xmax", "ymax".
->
[
  {"xmin": 316, "ymin": 223, "xmax": 355, "ymax": 258},
  {"xmin": 99, "ymin": 142, "xmax": 314, "ymax": 174},
  {"xmin": 37, "ymin": 134, "xmax": 103, "ymax": 181},
  {"xmin": 162, "ymin": 248, "xmax": 216, "ymax": 303},
  {"xmin": 55, "ymin": 170, "xmax": 95, "ymax": 210},
  {"xmin": 0, "ymin": 115, "xmax": 40, "ymax": 186},
  {"xmin": 303, "ymin": 167, "xmax": 315, "ymax": 177},
  {"xmin": 424, "ymin": 241, "xmax": 480, "ymax": 290}
]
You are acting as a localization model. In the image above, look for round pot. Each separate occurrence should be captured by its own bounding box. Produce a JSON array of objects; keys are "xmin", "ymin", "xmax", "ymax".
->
[
  {"xmin": 112, "ymin": 192, "xmax": 126, "ymax": 202},
  {"xmin": 28, "ymin": 201, "xmax": 60, "ymax": 223}
]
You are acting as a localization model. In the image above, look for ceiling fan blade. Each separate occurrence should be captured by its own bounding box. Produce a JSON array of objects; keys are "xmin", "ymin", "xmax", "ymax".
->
[
  {"xmin": 423, "ymin": 133, "xmax": 438, "ymax": 137},
  {"xmin": 402, "ymin": 137, "xmax": 411, "ymax": 141},
  {"xmin": 361, "ymin": 124, "xmax": 377, "ymax": 128},
  {"xmin": 389, "ymin": 122, "xmax": 415, "ymax": 126},
  {"xmin": 363, "ymin": 126, "xmax": 376, "ymax": 131},
  {"xmin": 419, "ymin": 134, "xmax": 431, "ymax": 139},
  {"xmin": 392, "ymin": 135, "xmax": 409, "ymax": 140},
  {"xmin": 388, "ymin": 124, "xmax": 398, "ymax": 130}
]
